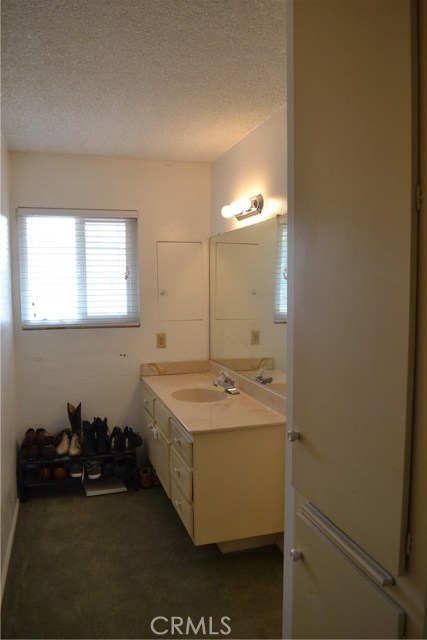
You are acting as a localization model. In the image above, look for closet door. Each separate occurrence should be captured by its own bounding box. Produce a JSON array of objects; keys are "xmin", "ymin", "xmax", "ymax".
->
[
  {"xmin": 157, "ymin": 242, "xmax": 203, "ymax": 321},
  {"xmin": 292, "ymin": 513, "xmax": 405, "ymax": 639},
  {"xmin": 290, "ymin": 0, "xmax": 417, "ymax": 577}
]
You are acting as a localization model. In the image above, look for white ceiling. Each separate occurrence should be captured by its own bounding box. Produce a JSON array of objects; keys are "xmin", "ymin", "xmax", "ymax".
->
[{"xmin": 1, "ymin": 0, "xmax": 286, "ymax": 162}]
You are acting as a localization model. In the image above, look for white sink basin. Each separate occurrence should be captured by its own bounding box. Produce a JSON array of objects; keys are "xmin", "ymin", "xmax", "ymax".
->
[{"xmin": 171, "ymin": 388, "xmax": 226, "ymax": 403}]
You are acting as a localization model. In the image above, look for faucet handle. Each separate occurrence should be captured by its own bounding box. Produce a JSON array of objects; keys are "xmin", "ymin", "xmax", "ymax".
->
[{"xmin": 218, "ymin": 369, "xmax": 235, "ymax": 386}]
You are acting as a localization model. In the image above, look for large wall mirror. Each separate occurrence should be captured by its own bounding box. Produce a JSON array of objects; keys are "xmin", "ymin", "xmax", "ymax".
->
[{"xmin": 209, "ymin": 215, "xmax": 287, "ymax": 396}]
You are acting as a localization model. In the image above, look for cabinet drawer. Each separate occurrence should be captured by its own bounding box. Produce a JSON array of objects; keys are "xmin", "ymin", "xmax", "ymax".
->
[
  {"xmin": 170, "ymin": 419, "xmax": 193, "ymax": 466},
  {"xmin": 143, "ymin": 385, "xmax": 156, "ymax": 418},
  {"xmin": 171, "ymin": 480, "xmax": 194, "ymax": 538},
  {"xmin": 170, "ymin": 448, "xmax": 192, "ymax": 501},
  {"xmin": 155, "ymin": 402, "xmax": 171, "ymax": 439}
]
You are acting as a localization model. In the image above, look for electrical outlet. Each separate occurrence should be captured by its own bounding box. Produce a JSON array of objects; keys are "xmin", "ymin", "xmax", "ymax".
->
[
  {"xmin": 156, "ymin": 332, "xmax": 166, "ymax": 348},
  {"xmin": 251, "ymin": 330, "xmax": 260, "ymax": 345}
]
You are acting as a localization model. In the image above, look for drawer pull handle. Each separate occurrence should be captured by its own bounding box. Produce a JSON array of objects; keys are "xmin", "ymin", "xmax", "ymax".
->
[
  {"xmin": 173, "ymin": 437, "xmax": 181, "ymax": 446},
  {"xmin": 287, "ymin": 429, "xmax": 301, "ymax": 443},
  {"xmin": 173, "ymin": 467, "xmax": 181, "ymax": 476},
  {"xmin": 290, "ymin": 549, "xmax": 303, "ymax": 562}
]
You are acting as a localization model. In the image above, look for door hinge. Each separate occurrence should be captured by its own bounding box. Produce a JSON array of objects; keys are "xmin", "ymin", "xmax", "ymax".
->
[
  {"xmin": 416, "ymin": 184, "xmax": 423, "ymax": 212},
  {"xmin": 406, "ymin": 531, "xmax": 413, "ymax": 555}
]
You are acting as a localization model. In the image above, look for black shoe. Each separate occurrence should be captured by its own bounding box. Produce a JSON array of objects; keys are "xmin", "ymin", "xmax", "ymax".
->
[
  {"xmin": 94, "ymin": 417, "xmax": 110, "ymax": 454},
  {"xmin": 67, "ymin": 402, "xmax": 82, "ymax": 436},
  {"xmin": 110, "ymin": 427, "xmax": 125, "ymax": 453},
  {"xmin": 82, "ymin": 420, "xmax": 96, "ymax": 456},
  {"xmin": 123, "ymin": 426, "xmax": 143, "ymax": 450}
]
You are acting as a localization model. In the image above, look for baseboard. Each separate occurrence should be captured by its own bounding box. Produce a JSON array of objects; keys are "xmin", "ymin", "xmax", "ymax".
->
[{"xmin": 1, "ymin": 498, "xmax": 19, "ymax": 604}]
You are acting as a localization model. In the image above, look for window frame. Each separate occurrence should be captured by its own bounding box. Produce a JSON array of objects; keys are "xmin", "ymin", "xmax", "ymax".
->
[
  {"xmin": 17, "ymin": 207, "xmax": 140, "ymax": 330},
  {"xmin": 274, "ymin": 214, "xmax": 288, "ymax": 324}
]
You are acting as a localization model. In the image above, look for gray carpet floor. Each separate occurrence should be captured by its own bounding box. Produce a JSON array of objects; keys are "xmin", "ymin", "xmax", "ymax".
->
[{"xmin": 1, "ymin": 484, "xmax": 283, "ymax": 639}]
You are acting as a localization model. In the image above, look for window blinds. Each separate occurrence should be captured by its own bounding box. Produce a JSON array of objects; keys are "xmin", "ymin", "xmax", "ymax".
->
[
  {"xmin": 18, "ymin": 208, "xmax": 140, "ymax": 329},
  {"xmin": 274, "ymin": 216, "xmax": 288, "ymax": 323}
]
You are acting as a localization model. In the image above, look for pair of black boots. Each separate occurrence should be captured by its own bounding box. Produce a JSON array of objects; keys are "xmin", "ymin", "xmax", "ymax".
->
[
  {"xmin": 110, "ymin": 426, "xmax": 142, "ymax": 453},
  {"xmin": 82, "ymin": 417, "xmax": 109, "ymax": 456}
]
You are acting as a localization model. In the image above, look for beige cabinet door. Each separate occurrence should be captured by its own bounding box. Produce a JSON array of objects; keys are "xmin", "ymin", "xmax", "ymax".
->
[
  {"xmin": 157, "ymin": 241, "xmax": 203, "ymax": 320},
  {"xmin": 290, "ymin": 0, "xmax": 416, "ymax": 576},
  {"xmin": 142, "ymin": 408, "xmax": 156, "ymax": 467},
  {"xmin": 292, "ymin": 513, "xmax": 405, "ymax": 639},
  {"xmin": 155, "ymin": 428, "xmax": 171, "ymax": 498}
]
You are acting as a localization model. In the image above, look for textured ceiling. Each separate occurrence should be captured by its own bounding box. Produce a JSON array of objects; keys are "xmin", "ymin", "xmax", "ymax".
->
[{"xmin": 1, "ymin": 0, "xmax": 286, "ymax": 162}]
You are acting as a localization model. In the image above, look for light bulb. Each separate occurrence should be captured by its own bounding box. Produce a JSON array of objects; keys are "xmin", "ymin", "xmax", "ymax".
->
[
  {"xmin": 239, "ymin": 197, "xmax": 251, "ymax": 212},
  {"xmin": 221, "ymin": 205, "xmax": 234, "ymax": 219}
]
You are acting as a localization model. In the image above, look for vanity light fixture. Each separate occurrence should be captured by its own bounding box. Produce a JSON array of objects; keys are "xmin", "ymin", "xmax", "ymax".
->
[{"xmin": 221, "ymin": 194, "xmax": 264, "ymax": 221}]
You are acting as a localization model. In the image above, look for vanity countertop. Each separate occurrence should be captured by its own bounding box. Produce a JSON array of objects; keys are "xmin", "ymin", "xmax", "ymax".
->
[{"xmin": 142, "ymin": 371, "xmax": 285, "ymax": 435}]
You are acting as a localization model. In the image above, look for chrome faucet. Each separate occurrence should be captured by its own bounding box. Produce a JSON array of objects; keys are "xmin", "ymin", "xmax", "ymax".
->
[
  {"xmin": 254, "ymin": 369, "xmax": 273, "ymax": 385},
  {"xmin": 213, "ymin": 370, "xmax": 236, "ymax": 390}
]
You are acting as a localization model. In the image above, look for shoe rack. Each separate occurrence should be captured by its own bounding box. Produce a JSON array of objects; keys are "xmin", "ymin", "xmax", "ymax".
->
[{"xmin": 16, "ymin": 449, "xmax": 139, "ymax": 502}]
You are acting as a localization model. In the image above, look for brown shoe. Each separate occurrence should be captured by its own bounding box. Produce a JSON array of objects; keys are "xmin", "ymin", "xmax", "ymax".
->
[
  {"xmin": 40, "ymin": 443, "xmax": 56, "ymax": 459},
  {"xmin": 139, "ymin": 468, "xmax": 153, "ymax": 489},
  {"xmin": 35, "ymin": 428, "xmax": 53, "ymax": 444},
  {"xmin": 22, "ymin": 428, "xmax": 36, "ymax": 446},
  {"xmin": 38, "ymin": 464, "xmax": 51, "ymax": 480},
  {"xmin": 53, "ymin": 465, "xmax": 67, "ymax": 479},
  {"xmin": 22, "ymin": 444, "xmax": 40, "ymax": 461}
]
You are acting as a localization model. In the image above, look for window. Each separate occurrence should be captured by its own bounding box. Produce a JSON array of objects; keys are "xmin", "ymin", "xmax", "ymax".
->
[
  {"xmin": 274, "ymin": 216, "xmax": 288, "ymax": 323},
  {"xmin": 18, "ymin": 208, "xmax": 140, "ymax": 329}
]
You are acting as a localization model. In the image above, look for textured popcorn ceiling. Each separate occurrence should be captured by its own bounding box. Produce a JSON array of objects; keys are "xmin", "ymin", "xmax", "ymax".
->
[{"xmin": 1, "ymin": 0, "xmax": 286, "ymax": 162}]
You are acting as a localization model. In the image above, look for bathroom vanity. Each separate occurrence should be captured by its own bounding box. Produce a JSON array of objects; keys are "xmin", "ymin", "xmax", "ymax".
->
[{"xmin": 142, "ymin": 370, "xmax": 285, "ymax": 547}]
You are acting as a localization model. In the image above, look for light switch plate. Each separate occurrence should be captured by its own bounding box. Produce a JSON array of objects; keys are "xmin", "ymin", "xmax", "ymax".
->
[{"xmin": 156, "ymin": 332, "xmax": 166, "ymax": 348}]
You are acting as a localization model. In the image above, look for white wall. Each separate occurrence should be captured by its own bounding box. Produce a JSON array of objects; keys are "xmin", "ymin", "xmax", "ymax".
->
[
  {"xmin": 9, "ymin": 153, "xmax": 210, "ymax": 433},
  {"xmin": 210, "ymin": 106, "xmax": 287, "ymax": 235},
  {"xmin": 1, "ymin": 134, "xmax": 18, "ymax": 594}
]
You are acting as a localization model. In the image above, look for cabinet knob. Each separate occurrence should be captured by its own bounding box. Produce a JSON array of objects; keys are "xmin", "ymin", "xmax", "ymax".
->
[
  {"xmin": 173, "ymin": 437, "xmax": 181, "ymax": 446},
  {"xmin": 290, "ymin": 549, "xmax": 303, "ymax": 562},
  {"xmin": 173, "ymin": 467, "xmax": 181, "ymax": 476},
  {"xmin": 174, "ymin": 499, "xmax": 181, "ymax": 509},
  {"xmin": 287, "ymin": 429, "xmax": 301, "ymax": 443},
  {"xmin": 160, "ymin": 289, "xmax": 166, "ymax": 296}
]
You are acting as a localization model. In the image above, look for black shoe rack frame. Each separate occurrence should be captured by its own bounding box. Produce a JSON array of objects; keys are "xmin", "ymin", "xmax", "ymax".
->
[{"xmin": 17, "ymin": 449, "xmax": 138, "ymax": 502}]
